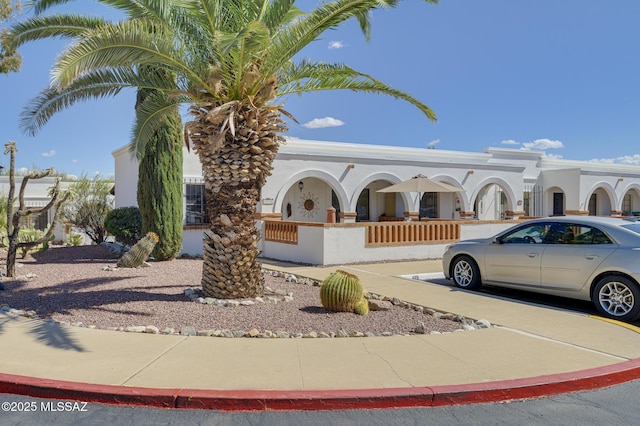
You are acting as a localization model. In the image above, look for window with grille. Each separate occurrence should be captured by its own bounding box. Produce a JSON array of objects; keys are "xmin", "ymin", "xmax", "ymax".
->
[{"xmin": 185, "ymin": 184, "xmax": 209, "ymax": 225}]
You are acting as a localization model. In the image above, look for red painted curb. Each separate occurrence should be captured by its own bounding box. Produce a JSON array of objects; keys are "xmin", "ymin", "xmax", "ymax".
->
[{"xmin": 1, "ymin": 358, "xmax": 640, "ymax": 411}]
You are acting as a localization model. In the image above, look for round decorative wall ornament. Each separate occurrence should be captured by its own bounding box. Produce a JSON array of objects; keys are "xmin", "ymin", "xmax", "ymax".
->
[{"xmin": 298, "ymin": 192, "xmax": 320, "ymax": 218}]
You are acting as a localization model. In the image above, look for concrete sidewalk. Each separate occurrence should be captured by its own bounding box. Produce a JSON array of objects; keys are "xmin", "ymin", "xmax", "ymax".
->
[{"xmin": 1, "ymin": 259, "xmax": 640, "ymax": 410}]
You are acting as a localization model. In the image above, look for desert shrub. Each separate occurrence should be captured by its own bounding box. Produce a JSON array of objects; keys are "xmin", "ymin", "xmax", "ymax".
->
[
  {"xmin": 104, "ymin": 206, "xmax": 142, "ymax": 246},
  {"xmin": 67, "ymin": 233, "xmax": 83, "ymax": 246}
]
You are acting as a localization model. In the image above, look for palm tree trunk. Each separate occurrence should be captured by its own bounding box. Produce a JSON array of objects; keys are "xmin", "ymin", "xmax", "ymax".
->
[{"xmin": 191, "ymin": 105, "xmax": 284, "ymax": 299}]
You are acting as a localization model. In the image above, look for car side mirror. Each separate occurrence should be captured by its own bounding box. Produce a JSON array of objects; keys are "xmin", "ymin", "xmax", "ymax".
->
[{"xmin": 493, "ymin": 237, "xmax": 503, "ymax": 244}]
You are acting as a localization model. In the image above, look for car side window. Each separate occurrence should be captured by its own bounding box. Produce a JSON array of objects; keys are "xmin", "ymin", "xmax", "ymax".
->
[
  {"xmin": 544, "ymin": 224, "xmax": 578, "ymax": 244},
  {"xmin": 501, "ymin": 223, "xmax": 551, "ymax": 244},
  {"xmin": 573, "ymin": 225, "xmax": 613, "ymax": 245}
]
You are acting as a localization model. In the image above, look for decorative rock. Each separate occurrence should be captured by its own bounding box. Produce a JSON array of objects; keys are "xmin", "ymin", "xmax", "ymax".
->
[
  {"xmin": 247, "ymin": 328, "xmax": 260, "ymax": 337},
  {"xmin": 304, "ymin": 332, "xmax": 318, "ymax": 338},
  {"xmin": 414, "ymin": 322, "xmax": 426, "ymax": 334},
  {"xmin": 475, "ymin": 319, "xmax": 492, "ymax": 329},
  {"xmin": 180, "ymin": 326, "xmax": 196, "ymax": 336},
  {"xmin": 368, "ymin": 299, "xmax": 393, "ymax": 311},
  {"xmin": 161, "ymin": 328, "xmax": 175, "ymax": 335},
  {"xmin": 285, "ymin": 274, "xmax": 298, "ymax": 283},
  {"xmin": 125, "ymin": 326, "xmax": 146, "ymax": 333},
  {"xmin": 462, "ymin": 324, "xmax": 476, "ymax": 331},
  {"xmin": 276, "ymin": 331, "xmax": 290, "ymax": 338},
  {"xmin": 145, "ymin": 326, "xmax": 160, "ymax": 334}
]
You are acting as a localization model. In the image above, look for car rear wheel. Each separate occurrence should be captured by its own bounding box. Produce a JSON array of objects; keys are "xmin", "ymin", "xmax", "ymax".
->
[
  {"xmin": 451, "ymin": 255, "xmax": 482, "ymax": 290},
  {"xmin": 592, "ymin": 276, "xmax": 640, "ymax": 322}
]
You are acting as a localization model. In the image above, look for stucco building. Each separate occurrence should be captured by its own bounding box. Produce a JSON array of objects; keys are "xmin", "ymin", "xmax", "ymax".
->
[{"xmin": 113, "ymin": 138, "xmax": 640, "ymax": 262}]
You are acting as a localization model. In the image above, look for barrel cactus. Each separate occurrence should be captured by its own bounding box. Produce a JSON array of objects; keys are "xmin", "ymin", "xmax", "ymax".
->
[
  {"xmin": 117, "ymin": 232, "xmax": 159, "ymax": 268},
  {"xmin": 320, "ymin": 270, "xmax": 367, "ymax": 314}
]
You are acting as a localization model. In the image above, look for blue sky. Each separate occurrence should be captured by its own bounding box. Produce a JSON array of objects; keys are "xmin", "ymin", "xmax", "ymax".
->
[{"xmin": 1, "ymin": 0, "xmax": 640, "ymax": 178}]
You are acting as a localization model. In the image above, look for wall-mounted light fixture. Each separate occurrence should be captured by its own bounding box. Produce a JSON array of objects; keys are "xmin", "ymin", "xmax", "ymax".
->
[
  {"xmin": 298, "ymin": 181, "xmax": 304, "ymax": 191},
  {"xmin": 467, "ymin": 170, "xmax": 474, "ymax": 174},
  {"xmin": 346, "ymin": 163, "xmax": 355, "ymax": 169},
  {"xmin": 618, "ymin": 177, "xmax": 624, "ymax": 182}
]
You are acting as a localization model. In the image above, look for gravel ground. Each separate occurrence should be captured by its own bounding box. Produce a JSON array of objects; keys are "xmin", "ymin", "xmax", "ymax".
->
[{"xmin": 0, "ymin": 245, "xmax": 463, "ymax": 336}]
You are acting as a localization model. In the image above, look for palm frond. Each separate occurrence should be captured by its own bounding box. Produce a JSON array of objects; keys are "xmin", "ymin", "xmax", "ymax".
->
[
  {"xmin": 262, "ymin": 0, "xmax": 400, "ymax": 81},
  {"xmin": 131, "ymin": 90, "xmax": 191, "ymax": 158},
  {"xmin": 20, "ymin": 66, "xmax": 179, "ymax": 135},
  {"xmin": 278, "ymin": 60, "xmax": 437, "ymax": 121},
  {"xmin": 51, "ymin": 18, "xmax": 208, "ymax": 92},
  {"xmin": 9, "ymin": 14, "xmax": 108, "ymax": 48}
]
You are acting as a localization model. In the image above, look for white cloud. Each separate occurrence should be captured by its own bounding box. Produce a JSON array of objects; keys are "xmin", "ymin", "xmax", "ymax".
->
[
  {"xmin": 328, "ymin": 41, "xmax": 344, "ymax": 49},
  {"xmin": 501, "ymin": 139, "xmax": 519, "ymax": 146},
  {"xmin": 42, "ymin": 150, "xmax": 56, "ymax": 157},
  {"xmin": 590, "ymin": 154, "xmax": 640, "ymax": 165},
  {"xmin": 521, "ymin": 138, "xmax": 564, "ymax": 150},
  {"xmin": 302, "ymin": 117, "xmax": 345, "ymax": 129},
  {"xmin": 427, "ymin": 139, "xmax": 440, "ymax": 148},
  {"xmin": 543, "ymin": 153, "xmax": 564, "ymax": 160},
  {"xmin": 72, "ymin": 159, "xmax": 78, "ymax": 164}
]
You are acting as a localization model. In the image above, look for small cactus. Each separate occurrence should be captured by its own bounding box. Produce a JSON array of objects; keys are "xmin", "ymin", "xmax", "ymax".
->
[
  {"xmin": 320, "ymin": 270, "xmax": 364, "ymax": 313},
  {"xmin": 117, "ymin": 232, "xmax": 159, "ymax": 268},
  {"xmin": 354, "ymin": 298, "xmax": 369, "ymax": 316}
]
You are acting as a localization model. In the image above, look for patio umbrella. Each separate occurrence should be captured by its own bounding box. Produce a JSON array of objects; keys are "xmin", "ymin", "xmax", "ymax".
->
[{"xmin": 377, "ymin": 174, "xmax": 459, "ymax": 194}]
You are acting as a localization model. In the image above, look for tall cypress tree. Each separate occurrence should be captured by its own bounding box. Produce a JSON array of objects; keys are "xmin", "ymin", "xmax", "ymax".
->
[{"xmin": 136, "ymin": 67, "xmax": 183, "ymax": 261}]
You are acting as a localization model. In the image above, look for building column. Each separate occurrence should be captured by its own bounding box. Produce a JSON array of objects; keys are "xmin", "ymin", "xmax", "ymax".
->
[
  {"xmin": 403, "ymin": 211, "xmax": 419, "ymax": 221},
  {"xmin": 340, "ymin": 212, "xmax": 357, "ymax": 223}
]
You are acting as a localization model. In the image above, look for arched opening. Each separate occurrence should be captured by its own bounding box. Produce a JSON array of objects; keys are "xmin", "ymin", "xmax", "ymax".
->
[
  {"xmin": 621, "ymin": 188, "xmax": 640, "ymax": 216},
  {"xmin": 473, "ymin": 184, "xmax": 510, "ymax": 220},
  {"xmin": 280, "ymin": 177, "xmax": 341, "ymax": 223},
  {"xmin": 587, "ymin": 187, "xmax": 613, "ymax": 216},
  {"xmin": 355, "ymin": 179, "xmax": 403, "ymax": 222}
]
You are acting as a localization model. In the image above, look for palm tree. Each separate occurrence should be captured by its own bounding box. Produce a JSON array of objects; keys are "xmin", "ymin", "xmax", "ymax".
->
[{"xmin": 11, "ymin": 0, "xmax": 438, "ymax": 299}]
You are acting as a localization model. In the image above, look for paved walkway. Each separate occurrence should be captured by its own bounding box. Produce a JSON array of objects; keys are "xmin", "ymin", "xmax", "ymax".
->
[{"xmin": 1, "ymin": 259, "xmax": 640, "ymax": 410}]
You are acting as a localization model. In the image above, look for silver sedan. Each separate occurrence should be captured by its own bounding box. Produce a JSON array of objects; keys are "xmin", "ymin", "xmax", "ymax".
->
[{"xmin": 442, "ymin": 216, "xmax": 640, "ymax": 322}]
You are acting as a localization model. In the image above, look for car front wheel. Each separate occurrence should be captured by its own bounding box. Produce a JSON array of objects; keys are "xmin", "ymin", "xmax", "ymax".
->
[
  {"xmin": 592, "ymin": 275, "xmax": 640, "ymax": 322},
  {"xmin": 451, "ymin": 255, "xmax": 482, "ymax": 290}
]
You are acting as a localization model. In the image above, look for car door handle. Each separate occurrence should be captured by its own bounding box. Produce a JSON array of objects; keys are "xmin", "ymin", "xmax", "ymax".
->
[
  {"xmin": 585, "ymin": 255, "xmax": 599, "ymax": 260},
  {"xmin": 527, "ymin": 253, "xmax": 539, "ymax": 258}
]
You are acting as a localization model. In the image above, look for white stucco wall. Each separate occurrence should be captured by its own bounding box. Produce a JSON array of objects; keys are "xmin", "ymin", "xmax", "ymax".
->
[{"xmin": 112, "ymin": 137, "xmax": 640, "ymax": 260}]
